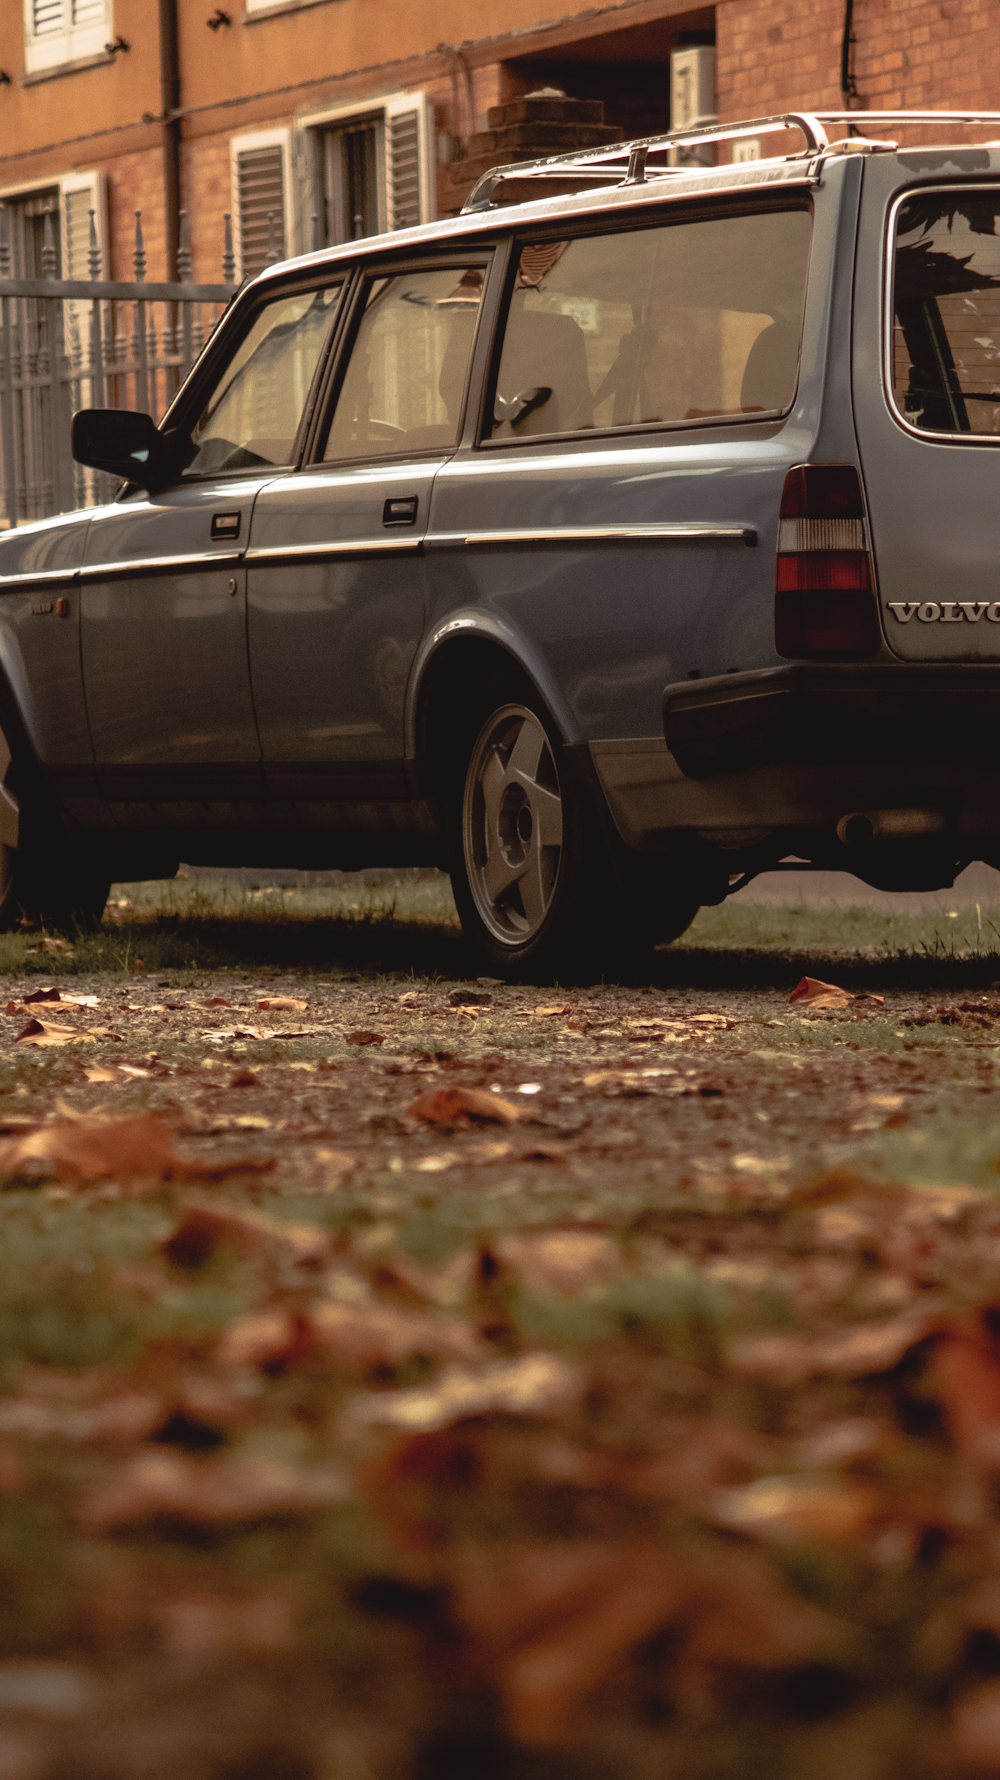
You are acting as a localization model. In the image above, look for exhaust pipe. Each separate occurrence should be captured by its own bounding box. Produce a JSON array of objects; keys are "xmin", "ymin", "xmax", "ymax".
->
[{"xmin": 837, "ymin": 808, "xmax": 946, "ymax": 847}]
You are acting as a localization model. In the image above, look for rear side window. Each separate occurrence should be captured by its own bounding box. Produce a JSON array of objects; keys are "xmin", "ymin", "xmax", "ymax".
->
[
  {"xmin": 488, "ymin": 207, "xmax": 811, "ymax": 443},
  {"xmin": 892, "ymin": 190, "xmax": 1000, "ymax": 436}
]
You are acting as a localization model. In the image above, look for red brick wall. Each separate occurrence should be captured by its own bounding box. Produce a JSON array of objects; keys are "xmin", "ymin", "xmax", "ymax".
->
[{"xmin": 717, "ymin": 0, "xmax": 1000, "ymax": 126}]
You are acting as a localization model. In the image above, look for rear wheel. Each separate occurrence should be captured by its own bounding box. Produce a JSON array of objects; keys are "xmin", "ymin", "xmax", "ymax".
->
[{"xmin": 447, "ymin": 676, "xmax": 684, "ymax": 980}]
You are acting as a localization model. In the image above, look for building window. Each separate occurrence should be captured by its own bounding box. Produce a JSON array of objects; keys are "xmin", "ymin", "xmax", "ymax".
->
[
  {"xmin": 23, "ymin": 0, "xmax": 111, "ymax": 75},
  {"xmin": 303, "ymin": 92, "xmax": 435, "ymax": 249}
]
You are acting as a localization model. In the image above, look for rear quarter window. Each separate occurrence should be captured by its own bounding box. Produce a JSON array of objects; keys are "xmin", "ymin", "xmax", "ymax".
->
[
  {"xmin": 487, "ymin": 204, "xmax": 812, "ymax": 444},
  {"xmin": 891, "ymin": 188, "xmax": 1000, "ymax": 436}
]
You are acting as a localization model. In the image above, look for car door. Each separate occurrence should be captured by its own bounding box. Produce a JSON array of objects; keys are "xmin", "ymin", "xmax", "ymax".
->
[
  {"xmin": 246, "ymin": 258, "xmax": 489, "ymax": 806},
  {"xmin": 426, "ymin": 205, "xmax": 814, "ymax": 759},
  {"xmin": 79, "ymin": 279, "xmax": 345, "ymax": 823}
]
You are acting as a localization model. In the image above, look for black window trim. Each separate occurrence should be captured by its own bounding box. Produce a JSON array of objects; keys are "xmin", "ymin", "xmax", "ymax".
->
[
  {"xmin": 156, "ymin": 267, "xmax": 357, "ymax": 489},
  {"xmin": 304, "ymin": 248, "xmax": 497, "ymax": 471},
  {"xmin": 884, "ymin": 180, "xmax": 1000, "ymax": 447},
  {"xmin": 475, "ymin": 193, "xmax": 815, "ymax": 455}
]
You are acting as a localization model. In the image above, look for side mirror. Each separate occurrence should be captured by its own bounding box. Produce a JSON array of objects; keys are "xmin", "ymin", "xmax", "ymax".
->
[{"xmin": 70, "ymin": 409, "xmax": 165, "ymax": 490}]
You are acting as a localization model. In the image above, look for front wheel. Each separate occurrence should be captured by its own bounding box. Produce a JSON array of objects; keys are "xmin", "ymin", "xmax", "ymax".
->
[
  {"xmin": 0, "ymin": 790, "xmax": 108, "ymax": 933},
  {"xmin": 447, "ymin": 682, "xmax": 662, "ymax": 981}
]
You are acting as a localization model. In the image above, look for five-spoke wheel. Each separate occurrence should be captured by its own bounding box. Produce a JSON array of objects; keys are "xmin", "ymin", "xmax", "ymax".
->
[{"xmin": 462, "ymin": 703, "xmax": 564, "ymax": 945}]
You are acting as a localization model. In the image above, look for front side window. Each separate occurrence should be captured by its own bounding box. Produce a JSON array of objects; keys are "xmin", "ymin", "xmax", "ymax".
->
[
  {"xmin": 322, "ymin": 265, "xmax": 485, "ymax": 460},
  {"xmin": 892, "ymin": 190, "xmax": 1000, "ymax": 436},
  {"xmin": 185, "ymin": 283, "xmax": 344, "ymax": 478},
  {"xmin": 24, "ymin": 0, "xmax": 109, "ymax": 74},
  {"xmin": 489, "ymin": 207, "xmax": 811, "ymax": 443}
]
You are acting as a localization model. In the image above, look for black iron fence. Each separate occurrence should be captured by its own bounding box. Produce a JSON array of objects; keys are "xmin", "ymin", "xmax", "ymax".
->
[{"xmin": 0, "ymin": 208, "xmax": 238, "ymax": 526}]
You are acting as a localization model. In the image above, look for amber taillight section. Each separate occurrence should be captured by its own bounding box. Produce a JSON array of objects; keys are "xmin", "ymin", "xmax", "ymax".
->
[{"xmin": 774, "ymin": 464, "xmax": 880, "ymax": 658}]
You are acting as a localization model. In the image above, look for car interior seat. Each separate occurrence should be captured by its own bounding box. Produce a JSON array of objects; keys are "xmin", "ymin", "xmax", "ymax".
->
[
  {"xmin": 493, "ymin": 305, "xmax": 595, "ymax": 437},
  {"xmin": 739, "ymin": 320, "xmax": 801, "ymax": 414}
]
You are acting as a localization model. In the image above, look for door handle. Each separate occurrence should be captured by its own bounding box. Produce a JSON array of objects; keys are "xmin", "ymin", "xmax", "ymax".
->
[
  {"xmin": 383, "ymin": 496, "xmax": 418, "ymax": 527},
  {"xmin": 211, "ymin": 510, "xmax": 242, "ymax": 541}
]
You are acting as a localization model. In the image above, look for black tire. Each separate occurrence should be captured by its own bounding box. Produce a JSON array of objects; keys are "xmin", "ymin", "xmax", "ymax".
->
[
  {"xmin": 446, "ymin": 670, "xmax": 683, "ymax": 981},
  {"xmin": 0, "ymin": 793, "xmax": 109, "ymax": 933}
]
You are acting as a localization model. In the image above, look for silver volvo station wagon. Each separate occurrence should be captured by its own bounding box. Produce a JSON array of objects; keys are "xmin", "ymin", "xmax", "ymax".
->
[{"xmin": 6, "ymin": 108, "xmax": 1000, "ymax": 975}]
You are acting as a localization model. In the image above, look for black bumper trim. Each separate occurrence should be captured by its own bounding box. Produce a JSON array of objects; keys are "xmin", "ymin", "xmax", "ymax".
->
[{"xmin": 663, "ymin": 664, "xmax": 1000, "ymax": 780}]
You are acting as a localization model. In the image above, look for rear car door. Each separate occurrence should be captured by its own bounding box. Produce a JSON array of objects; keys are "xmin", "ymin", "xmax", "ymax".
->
[
  {"xmin": 426, "ymin": 200, "xmax": 813, "ymax": 842},
  {"xmin": 79, "ymin": 279, "xmax": 344, "ymax": 823},
  {"xmin": 246, "ymin": 257, "xmax": 488, "ymax": 807},
  {"xmin": 855, "ymin": 167, "xmax": 1000, "ymax": 660}
]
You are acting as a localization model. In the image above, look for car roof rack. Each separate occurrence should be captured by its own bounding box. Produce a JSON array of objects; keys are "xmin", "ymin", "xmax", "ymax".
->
[{"xmin": 462, "ymin": 109, "xmax": 1000, "ymax": 210}]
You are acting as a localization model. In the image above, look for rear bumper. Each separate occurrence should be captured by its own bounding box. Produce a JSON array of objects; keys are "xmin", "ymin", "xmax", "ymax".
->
[{"xmin": 662, "ymin": 664, "xmax": 1000, "ymax": 780}]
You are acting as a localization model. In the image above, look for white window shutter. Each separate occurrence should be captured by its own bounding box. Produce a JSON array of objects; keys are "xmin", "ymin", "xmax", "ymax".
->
[
  {"xmin": 383, "ymin": 92, "xmax": 435, "ymax": 231},
  {"xmin": 230, "ymin": 129, "xmax": 293, "ymax": 280},
  {"xmin": 23, "ymin": 0, "xmax": 109, "ymax": 71},
  {"xmin": 59, "ymin": 170, "xmax": 107, "ymax": 280}
]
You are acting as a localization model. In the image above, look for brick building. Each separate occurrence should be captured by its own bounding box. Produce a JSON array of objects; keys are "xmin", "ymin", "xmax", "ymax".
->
[{"xmin": 0, "ymin": 0, "xmax": 997, "ymax": 290}]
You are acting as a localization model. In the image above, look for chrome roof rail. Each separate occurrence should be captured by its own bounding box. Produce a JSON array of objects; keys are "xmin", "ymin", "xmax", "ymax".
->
[{"xmin": 462, "ymin": 109, "xmax": 1000, "ymax": 211}]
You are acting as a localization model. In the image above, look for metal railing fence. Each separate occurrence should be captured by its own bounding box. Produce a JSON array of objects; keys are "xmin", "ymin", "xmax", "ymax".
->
[{"xmin": 0, "ymin": 208, "xmax": 238, "ymax": 526}]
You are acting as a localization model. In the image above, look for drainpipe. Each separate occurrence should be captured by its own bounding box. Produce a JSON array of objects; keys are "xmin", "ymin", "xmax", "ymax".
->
[{"xmin": 158, "ymin": 0, "xmax": 181, "ymax": 279}]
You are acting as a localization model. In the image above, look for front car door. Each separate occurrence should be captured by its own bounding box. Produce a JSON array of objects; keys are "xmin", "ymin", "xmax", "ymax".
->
[
  {"xmin": 79, "ymin": 279, "xmax": 345, "ymax": 828},
  {"xmin": 246, "ymin": 258, "xmax": 488, "ymax": 826}
]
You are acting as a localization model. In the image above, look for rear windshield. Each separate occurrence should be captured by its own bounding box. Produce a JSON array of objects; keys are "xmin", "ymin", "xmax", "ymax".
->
[
  {"xmin": 892, "ymin": 190, "xmax": 1000, "ymax": 435},
  {"xmin": 488, "ymin": 205, "xmax": 812, "ymax": 443}
]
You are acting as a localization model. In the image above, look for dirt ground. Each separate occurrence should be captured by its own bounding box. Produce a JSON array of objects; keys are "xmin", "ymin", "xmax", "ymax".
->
[{"xmin": 2, "ymin": 915, "xmax": 1000, "ymax": 1778}]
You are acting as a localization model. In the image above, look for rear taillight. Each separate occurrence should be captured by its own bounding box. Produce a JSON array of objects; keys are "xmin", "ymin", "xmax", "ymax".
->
[{"xmin": 774, "ymin": 464, "xmax": 880, "ymax": 657}]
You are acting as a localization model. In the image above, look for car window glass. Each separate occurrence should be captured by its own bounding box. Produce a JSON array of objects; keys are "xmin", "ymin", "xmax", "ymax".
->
[
  {"xmin": 322, "ymin": 266, "xmax": 484, "ymax": 460},
  {"xmin": 185, "ymin": 283, "xmax": 344, "ymax": 477},
  {"xmin": 892, "ymin": 192, "xmax": 1000, "ymax": 435},
  {"xmin": 489, "ymin": 209, "xmax": 811, "ymax": 441}
]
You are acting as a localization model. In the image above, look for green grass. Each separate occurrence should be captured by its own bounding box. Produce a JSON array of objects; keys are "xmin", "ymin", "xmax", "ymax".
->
[{"xmin": 2, "ymin": 872, "xmax": 999, "ymax": 989}]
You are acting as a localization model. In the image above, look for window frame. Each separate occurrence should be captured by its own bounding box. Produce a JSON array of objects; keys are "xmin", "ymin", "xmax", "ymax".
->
[
  {"xmin": 305, "ymin": 249, "xmax": 495, "ymax": 470},
  {"xmin": 476, "ymin": 195, "xmax": 814, "ymax": 454},
  {"xmin": 22, "ymin": 0, "xmax": 110, "ymax": 75},
  {"xmin": 158, "ymin": 269, "xmax": 355, "ymax": 489},
  {"xmin": 884, "ymin": 182, "xmax": 1000, "ymax": 447},
  {"xmin": 300, "ymin": 91, "xmax": 436, "ymax": 245}
]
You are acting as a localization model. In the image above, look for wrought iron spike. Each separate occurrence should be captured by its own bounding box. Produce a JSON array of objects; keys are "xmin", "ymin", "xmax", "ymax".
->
[
  {"xmin": 87, "ymin": 210, "xmax": 101, "ymax": 280},
  {"xmin": 133, "ymin": 211, "xmax": 146, "ymax": 282},
  {"xmin": 41, "ymin": 209, "xmax": 58, "ymax": 279},
  {"xmin": 177, "ymin": 209, "xmax": 192, "ymax": 282},
  {"xmin": 222, "ymin": 213, "xmax": 235, "ymax": 284}
]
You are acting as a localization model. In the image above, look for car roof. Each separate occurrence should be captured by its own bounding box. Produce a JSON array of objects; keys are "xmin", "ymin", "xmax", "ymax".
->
[{"xmin": 250, "ymin": 108, "xmax": 1000, "ymax": 291}]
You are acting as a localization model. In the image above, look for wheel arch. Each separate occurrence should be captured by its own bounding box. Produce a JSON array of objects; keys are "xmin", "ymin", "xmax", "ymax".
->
[{"xmin": 407, "ymin": 616, "xmax": 577, "ymax": 801}]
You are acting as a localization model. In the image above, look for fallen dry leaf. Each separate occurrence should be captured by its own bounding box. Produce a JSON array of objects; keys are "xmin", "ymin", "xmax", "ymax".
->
[
  {"xmin": 311, "ymin": 1300, "xmax": 482, "ymax": 1369},
  {"xmin": 257, "ymin": 997, "xmax": 307, "ymax": 1011},
  {"xmin": 13, "ymin": 1019, "xmax": 80, "ymax": 1047},
  {"xmin": 346, "ymin": 1030, "xmax": 385, "ymax": 1046},
  {"xmin": 22, "ymin": 987, "xmax": 61, "ymax": 1005},
  {"xmin": 78, "ymin": 1450, "xmax": 350, "ymax": 1530},
  {"xmin": 162, "ymin": 1202, "xmax": 329, "ymax": 1270},
  {"xmin": 732, "ymin": 1310, "xmax": 937, "ymax": 1383},
  {"xmin": 515, "ymin": 1005, "xmax": 571, "ymax": 1018},
  {"xmin": 349, "ymin": 1352, "xmax": 583, "ymax": 1433},
  {"xmin": 789, "ymin": 976, "xmax": 855, "ymax": 1009},
  {"xmin": 407, "ymin": 1086, "xmax": 520, "ymax": 1127},
  {"xmin": 495, "ymin": 1232, "xmax": 622, "ymax": 1297},
  {"xmin": 932, "ymin": 1324, "xmax": 1000, "ymax": 1467},
  {"xmin": 710, "ymin": 1475, "xmax": 880, "ymax": 1543},
  {"xmin": 216, "ymin": 1310, "xmax": 312, "ymax": 1372}
]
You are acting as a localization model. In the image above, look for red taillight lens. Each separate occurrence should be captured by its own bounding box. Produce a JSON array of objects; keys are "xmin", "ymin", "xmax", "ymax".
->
[
  {"xmin": 779, "ymin": 464, "xmax": 866, "ymax": 520},
  {"xmin": 775, "ymin": 463, "xmax": 879, "ymax": 658},
  {"xmin": 776, "ymin": 552, "xmax": 871, "ymax": 592}
]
